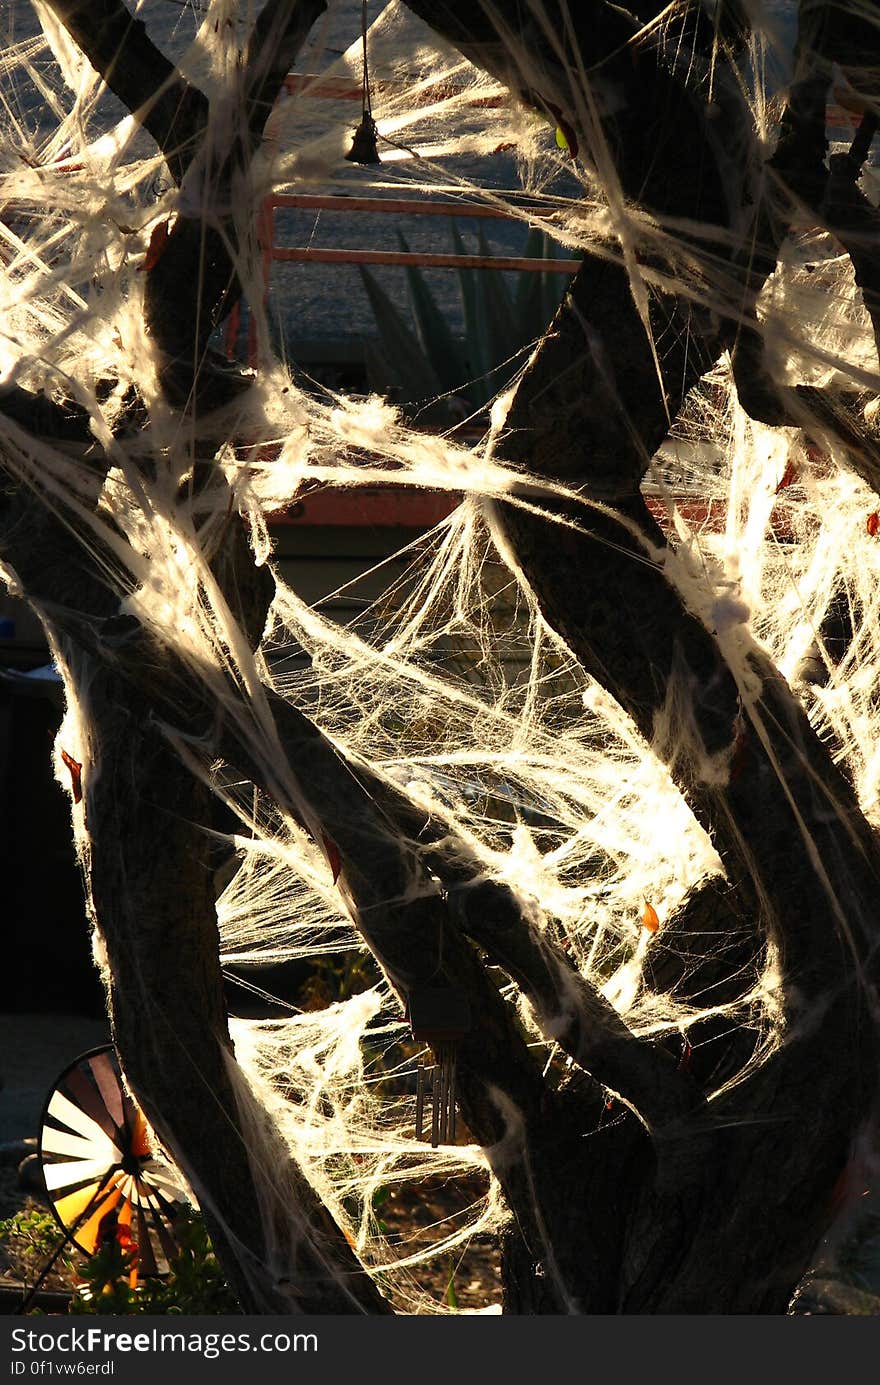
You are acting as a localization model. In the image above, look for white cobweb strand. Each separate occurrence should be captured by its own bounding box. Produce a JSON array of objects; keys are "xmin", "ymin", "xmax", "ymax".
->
[{"xmin": 1, "ymin": 0, "xmax": 879, "ymax": 1310}]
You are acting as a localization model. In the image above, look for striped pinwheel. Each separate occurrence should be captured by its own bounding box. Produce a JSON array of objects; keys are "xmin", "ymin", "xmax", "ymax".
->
[{"xmin": 38, "ymin": 1045, "xmax": 192, "ymax": 1276}]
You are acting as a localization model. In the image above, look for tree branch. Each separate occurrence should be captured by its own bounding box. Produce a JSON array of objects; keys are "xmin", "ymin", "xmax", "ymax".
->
[
  {"xmin": 399, "ymin": 17, "xmax": 880, "ymax": 1309},
  {"xmin": 341, "ymin": 756, "xmax": 706, "ymax": 1133},
  {"xmin": 0, "ymin": 456, "xmax": 392, "ymax": 1312},
  {"xmin": 216, "ymin": 693, "xmax": 553, "ymax": 1130},
  {"xmin": 398, "ymin": 3, "xmax": 880, "ymax": 1020},
  {"xmin": 41, "ymin": 0, "xmax": 209, "ymax": 186},
  {"xmin": 0, "ymin": 421, "xmax": 590, "ymax": 1305},
  {"xmin": 0, "ymin": 383, "xmax": 95, "ymax": 446},
  {"xmin": 731, "ymin": 3, "xmax": 880, "ymax": 429},
  {"xmin": 242, "ymin": 0, "xmax": 327, "ymax": 145},
  {"xmin": 44, "ymin": 1, "xmax": 328, "ymax": 406},
  {"xmin": 144, "ymin": 1, "xmax": 327, "ymax": 405}
]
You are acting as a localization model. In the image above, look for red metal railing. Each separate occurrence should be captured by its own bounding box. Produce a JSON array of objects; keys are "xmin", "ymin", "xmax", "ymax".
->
[{"xmin": 240, "ymin": 72, "xmax": 853, "ymax": 531}]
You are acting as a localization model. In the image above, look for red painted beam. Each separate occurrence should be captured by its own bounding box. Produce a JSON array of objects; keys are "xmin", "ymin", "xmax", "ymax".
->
[
  {"xmin": 270, "ymin": 246, "xmax": 580, "ymax": 272},
  {"xmin": 270, "ymin": 488, "xmax": 460, "ymax": 527},
  {"xmin": 270, "ymin": 194, "xmax": 517, "ymax": 219},
  {"xmin": 269, "ymin": 489, "xmax": 753, "ymax": 534}
]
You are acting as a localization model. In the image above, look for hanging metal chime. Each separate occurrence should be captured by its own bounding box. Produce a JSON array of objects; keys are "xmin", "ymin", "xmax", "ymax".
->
[
  {"xmin": 408, "ymin": 986, "xmax": 471, "ymax": 1147},
  {"xmin": 345, "ymin": 1, "xmax": 381, "ymax": 165}
]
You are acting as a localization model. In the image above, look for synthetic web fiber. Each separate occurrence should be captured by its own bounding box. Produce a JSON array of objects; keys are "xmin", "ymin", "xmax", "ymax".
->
[{"xmin": 1, "ymin": 0, "xmax": 879, "ymax": 1312}]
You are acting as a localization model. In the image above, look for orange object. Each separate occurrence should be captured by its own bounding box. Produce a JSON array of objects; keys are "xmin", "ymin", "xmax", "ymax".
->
[
  {"xmin": 60, "ymin": 748, "xmax": 83, "ymax": 803},
  {"xmin": 775, "ymin": 459, "xmax": 798, "ymax": 494},
  {"xmin": 139, "ymin": 219, "xmax": 170, "ymax": 273},
  {"xmin": 641, "ymin": 900, "xmax": 660, "ymax": 933},
  {"xmin": 40, "ymin": 1045, "xmax": 192, "ymax": 1276},
  {"xmin": 322, "ymin": 833, "xmax": 342, "ymax": 884},
  {"xmin": 867, "ymin": 511, "xmax": 879, "ymax": 537}
]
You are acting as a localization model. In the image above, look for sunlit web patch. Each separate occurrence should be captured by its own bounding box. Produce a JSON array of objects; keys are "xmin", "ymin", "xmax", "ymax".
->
[{"xmin": 38, "ymin": 1044, "xmax": 192, "ymax": 1275}]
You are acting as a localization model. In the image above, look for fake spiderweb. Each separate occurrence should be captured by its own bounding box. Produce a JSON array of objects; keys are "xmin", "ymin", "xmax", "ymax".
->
[{"xmin": 38, "ymin": 1045, "xmax": 192, "ymax": 1274}]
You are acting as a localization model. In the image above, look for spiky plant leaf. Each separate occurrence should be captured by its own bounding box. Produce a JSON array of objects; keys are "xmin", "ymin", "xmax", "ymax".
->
[
  {"xmin": 514, "ymin": 229, "xmax": 565, "ymax": 349},
  {"xmin": 475, "ymin": 225, "xmax": 521, "ymax": 392},
  {"xmin": 540, "ymin": 234, "xmax": 567, "ymax": 331},
  {"xmin": 450, "ymin": 220, "xmax": 493, "ymax": 405},
  {"xmin": 514, "ymin": 226, "xmax": 547, "ymax": 342},
  {"xmin": 397, "ymin": 230, "xmax": 466, "ymax": 395},
  {"xmin": 362, "ymin": 340, "xmax": 398, "ymax": 397},
  {"xmin": 358, "ymin": 264, "xmax": 441, "ymax": 404}
]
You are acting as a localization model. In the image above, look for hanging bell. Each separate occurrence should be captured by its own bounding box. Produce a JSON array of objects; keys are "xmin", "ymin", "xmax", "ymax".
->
[{"xmin": 345, "ymin": 113, "xmax": 381, "ymax": 165}]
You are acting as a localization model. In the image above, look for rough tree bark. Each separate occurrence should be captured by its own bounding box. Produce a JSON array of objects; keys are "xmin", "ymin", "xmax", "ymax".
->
[{"xmin": 0, "ymin": 0, "xmax": 878, "ymax": 1314}]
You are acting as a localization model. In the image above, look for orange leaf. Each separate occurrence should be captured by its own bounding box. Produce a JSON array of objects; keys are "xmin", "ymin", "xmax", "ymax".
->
[
  {"xmin": 868, "ymin": 511, "xmax": 879, "ymax": 537},
  {"xmin": 775, "ymin": 459, "xmax": 798, "ymax": 494},
  {"xmin": 322, "ymin": 833, "xmax": 342, "ymax": 884},
  {"xmin": 60, "ymin": 747, "xmax": 83, "ymax": 803},
  {"xmin": 641, "ymin": 900, "xmax": 660, "ymax": 933},
  {"xmin": 139, "ymin": 219, "xmax": 170, "ymax": 273}
]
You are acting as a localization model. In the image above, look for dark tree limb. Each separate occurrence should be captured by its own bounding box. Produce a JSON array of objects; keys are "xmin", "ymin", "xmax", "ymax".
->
[
  {"xmin": 41, "ymin": 0, "xmax": 209, "ymax": 186},
  {"xmin": 340, "ymin": 751, "xmax": 706, "ymax": 1133},
  {"xmin": 142, "ymin": 3, "xmax": 326, "ymax": 404},
  {"xmin": 242, "ymin": 0, "xmax": 327, "ymax": 145},
  {"xmin": 45, "ymin": 0, "xmax": 327, "ymax": 407},
  {"xmin": 9, "ymin": 0, "xmax": 880, "ymax": 1318},
  {"xmin": 409, "ymin": 0, "xmax": 880, "ymax": 1008},
  {"xmin": 0, "ymin": 383, "xmax": 95, "ymax": 446},
  {"xmin": 402, "ymin": 0, "xmax": 880, "ymax": 1312},
  {"xmin": 85, "ymin": 694, "xmax": 390, "ymax": 1314},
  {"xmin": 1, "ymin": 401, "xmax": 590, "ymax": 1310},
  {"xmin": 731, "ymin": 2, "xmax": 880, "ymax": 431},
  {"xmin": 216, "ymin": 692, "xmax": 627, "ymax": 1310},
  {"xmin": 0, "ymin": 434, "xmax": 392, "ymax": 1312}
]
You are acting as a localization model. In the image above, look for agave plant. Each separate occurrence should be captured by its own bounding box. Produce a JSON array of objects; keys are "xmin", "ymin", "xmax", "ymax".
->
[{"xmin": 360, "ymin": 221, "xmax": 568, "ymax": 423}]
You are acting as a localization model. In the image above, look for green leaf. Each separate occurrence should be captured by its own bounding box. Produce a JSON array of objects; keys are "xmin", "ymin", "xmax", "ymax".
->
[
  {"xmin": 450, "ymin": 220, "xmax": 492, "ymax": 405},
  {"xmin": 474, "ymin": 225, "xmax": 520, "ymax": 394},
  {"xmin": 357, "ymin": 264, "xmax": 441, "ymax": 404},
  {"xmin": 514, "ymin": 229, "xmax": 566, "ymax": 348},
  {"xmin": 362, "ymin": 339, "xmax": 399, "ymax": 397},
  {"xmin": 397, "ymin": 231, "xmax": 466, "ymax": 395},
  {"xmin": 513, "ymin": 226, "xmax": 547, "ymax": 346},
  {"xmin": 540, "ymin": 235, "xmax": 567, "ymax": 331},
  {"xmin": 444, "ymin": 1255, "xmax": 459, "ymax": 1311}
]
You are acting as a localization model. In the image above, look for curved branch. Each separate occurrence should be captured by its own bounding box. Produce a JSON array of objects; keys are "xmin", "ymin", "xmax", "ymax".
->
[
  {"xmin": 0, "ymin": 433, "xmax": 584, "ymax": 1304},
  {"xmin": 0, "ymin": 458, "xmax": 394, "ymax": 1312},
  {"xmin": 217, "ymin": 692, "xmax": 550, "ymax": 1133},
  {"xmin": 45, "ymin": 1, "xmax": 328, "ymax": 405},
  {"xmin": 242, "ymin": 0, "xmax": 328, "ymax": 145},
  {"xmin": 41, "ymin": 0, "xmax": 209, "ymax": 185},
  {"xmin": 344, "ymin": 758, "xmax": 705, "ymax": 1133},
  {"xmin": 144, "ymin": 1, "xmax": 327, "ymax": 405}
]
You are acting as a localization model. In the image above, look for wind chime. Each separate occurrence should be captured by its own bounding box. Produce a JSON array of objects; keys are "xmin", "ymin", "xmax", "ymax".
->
[
  {"xmin": 408, "ymin": 986, "xmax": 471, "ymax": 1147},
  {"xmin": 345, "ymin": 0, "xmax": 382, "ymax": 165}
]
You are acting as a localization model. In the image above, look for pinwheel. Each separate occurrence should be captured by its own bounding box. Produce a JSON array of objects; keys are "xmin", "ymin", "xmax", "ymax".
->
[{"xmin": 38, "ymin": 1045, "xmax": 192, "ymax": 1276}]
